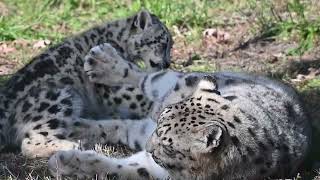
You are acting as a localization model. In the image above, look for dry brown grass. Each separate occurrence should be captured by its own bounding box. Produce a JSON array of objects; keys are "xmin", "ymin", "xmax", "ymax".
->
[{"xmin": 0, "ymin": 144, "xmax": 133, "ymax": 179}]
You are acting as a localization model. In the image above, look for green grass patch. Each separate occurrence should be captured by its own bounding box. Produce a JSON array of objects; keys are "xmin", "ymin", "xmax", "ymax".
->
[
  {"xmin": 298, "ymin": 77, "xmax": 320, "ymax": 91},
  {"xmin": 2, "ymin": 0, "xmax": 320, "ymax": 55},
  {"xmin": 246, "ymin": 0, "xmax": 320, "ymax": 55},
  {"xmin": 1, "ymin": 0, "xmax": 219, "ymax": 43}
]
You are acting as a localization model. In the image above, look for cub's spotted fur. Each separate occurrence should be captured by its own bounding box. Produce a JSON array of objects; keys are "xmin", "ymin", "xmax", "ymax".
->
[
  {"xmin": 49, "ymin": 44, "xmax": 311, "ymax": 179},
  {"xmin": 0, "ymin": 10, "xmax": 172, "ymax": 157}
]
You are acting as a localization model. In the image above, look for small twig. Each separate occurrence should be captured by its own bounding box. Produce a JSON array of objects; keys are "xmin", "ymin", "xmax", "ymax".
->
[
  {"xmin": 2, "ymin": 165, "xmax": 18, "ymax": 179},
  {"xmin": 270, "ymin": 4, "xmax": 283, "ymax": 22}
]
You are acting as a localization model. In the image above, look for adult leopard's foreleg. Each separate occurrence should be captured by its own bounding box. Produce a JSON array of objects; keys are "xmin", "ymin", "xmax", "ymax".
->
[
  {"xmin": 48, "ymin": 150, "xmax": 169, "ymax": 180},
  {"xmin": 21, "ymin": 116, "xmax": 156, "ymax": 158},
  {"xmin": 70, "ymin": 118, "xmax": 156, "ymax": 151}
]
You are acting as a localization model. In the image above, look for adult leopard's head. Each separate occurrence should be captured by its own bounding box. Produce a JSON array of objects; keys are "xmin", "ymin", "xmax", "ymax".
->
[
  {"xmin": 146, "ymin": 78, "xmax": 230, "ymax": 179},
  {"xmin": 127, "ymin": 10, "xmax": 173, "ymax": 71}
]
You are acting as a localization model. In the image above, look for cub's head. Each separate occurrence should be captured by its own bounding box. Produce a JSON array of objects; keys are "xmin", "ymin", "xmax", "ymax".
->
[
  {"xmin": 146, "ymin": 77, "xmax": 230, "ymax": 179},
  {"xmin": 127, "ymin": 10, "xmax": 172, "ymax": 71}
]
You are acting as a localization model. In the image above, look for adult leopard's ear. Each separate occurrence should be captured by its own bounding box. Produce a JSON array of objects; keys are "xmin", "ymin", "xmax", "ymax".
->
[
  {"xmin": 193, "ymin": 75, "xmax": 220, "ymax": 96},
  {"xmin": 134, "ymin": 9, "xmax": 153, "ymax": 30},
  {"xmin": 191, "ymin": 125, "xmax": 223, "ymax": 154}
]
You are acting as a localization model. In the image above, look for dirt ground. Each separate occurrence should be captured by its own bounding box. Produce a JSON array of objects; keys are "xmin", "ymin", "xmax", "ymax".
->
[{"xmin": 0, "ymin": 11, "xmax": 320, "ymax": 180}]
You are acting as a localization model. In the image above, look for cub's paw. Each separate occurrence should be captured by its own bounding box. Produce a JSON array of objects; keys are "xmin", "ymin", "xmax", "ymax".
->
[
  {"xmin": 89, "ymin": 43, "xmax": 120, "ymax": 61},
  {"xmin": 84, "ymin": 43, "xmax": 122, "ymax": 84},
  {"xmin": 48, "ymin": 150, "xmax": 98, "ymax": 179}
]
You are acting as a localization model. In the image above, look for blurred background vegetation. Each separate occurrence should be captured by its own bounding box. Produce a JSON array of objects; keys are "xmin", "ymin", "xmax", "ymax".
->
[{"xmin": 1, "ymin": 0, "xmax": 320, "ymax": 55}]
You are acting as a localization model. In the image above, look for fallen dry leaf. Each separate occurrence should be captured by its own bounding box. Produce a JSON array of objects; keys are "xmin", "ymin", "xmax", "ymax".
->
[
  {"xmin": 203, "ymin": 28, "xmax": 231, "ymax": 43},
  {"xmin": 0, "ymin": 43, "xmax": 16, "ymax": 55},
  {"xmin": 33, "ymin": 40, "xmax": 51, "ymax": 49},
  {"xmin": 291, "ymin": 67, "xmax": 320, "ymax": 83},
  {"xmin": 0, "ymin": 2, "xmax": 9, "ymax": 16}
]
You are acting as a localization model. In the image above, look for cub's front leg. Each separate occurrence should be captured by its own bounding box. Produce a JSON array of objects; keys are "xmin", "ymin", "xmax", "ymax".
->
[{"xmin": 84, "ymin": 43, "xmax": 146, "ymax": 86}]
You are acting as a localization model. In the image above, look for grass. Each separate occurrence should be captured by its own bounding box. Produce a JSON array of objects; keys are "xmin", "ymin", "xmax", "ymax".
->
[
  {"xmin": 0, "ymin": 0, "xmax": 218, "ymax": 43},
  {"xmin": 2, "ymin": 0, "xmax": 319, "ymax": 56},
  {"xmin": 245, "ymin": 0, "xmax": 320, "ymax": 55}
]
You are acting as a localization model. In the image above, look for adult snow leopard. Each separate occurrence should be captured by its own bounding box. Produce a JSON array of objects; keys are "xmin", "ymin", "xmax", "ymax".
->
[{"xmin": 49, "ymin": 43, "xmax": 311, "ymax": 179}]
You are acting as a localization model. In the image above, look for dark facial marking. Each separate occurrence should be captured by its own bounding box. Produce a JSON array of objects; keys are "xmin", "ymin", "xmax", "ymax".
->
[
  {"xmin": 39, "ymin": 132, "xmax": 49, "ymax": 136},
  {"xmin": 233, "ymin": 116, "xmax": 242, "ymax": 123},
  {"xmin": 55, "ymin": 134, "xmax": 66, "ymax": 139},
  {"xmin": 224, "ymin": 95, "xmax": 237, "ymax": 101},
  {"xmin": 33, "ymin": 124, "xmax": 42, "ymax": 130},
  {"xmin": 227, "ymin": 122, "xmax": 235, "ymax": 129},
  {"xmin": 220, "ymin": 105, "xmax": 229, "ymax": 110}
]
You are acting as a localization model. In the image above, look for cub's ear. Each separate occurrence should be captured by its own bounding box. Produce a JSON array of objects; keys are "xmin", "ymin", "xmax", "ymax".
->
[
  {"xmin": 191, "ymin": 125, "xmax": 223, "ymax": 154},
  {"xmin": 134, "ymin": 9, "xmax": 153, "ymax": 30}
]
